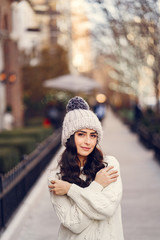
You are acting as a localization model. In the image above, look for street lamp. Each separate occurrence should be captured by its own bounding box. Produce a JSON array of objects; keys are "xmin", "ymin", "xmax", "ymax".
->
[
  {"xmin": 8, "ymin": 72, "xmax": 17, "ymax": 84},
  {"xmin": 0, "ymin": 71, "xmax": 17, "ymax": 84},
  {"xmin": 0, "ymin": 71, "xmax": 7, "ymax": 83}
]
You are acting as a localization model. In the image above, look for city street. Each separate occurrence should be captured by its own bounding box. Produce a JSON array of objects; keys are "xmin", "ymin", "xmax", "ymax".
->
[{"xmin": 1, "ymin": 108, "xmax": 160, "ymax": 240}]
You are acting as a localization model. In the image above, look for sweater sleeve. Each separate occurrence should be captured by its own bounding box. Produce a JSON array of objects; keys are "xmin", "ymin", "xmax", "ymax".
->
[
  {"xmin": 48, "ymin": 168, "xmax": 92, "ymax": 234},
  {"xmin": 67, "ymin": 156, "xmax": 123, "ymax": 220}
]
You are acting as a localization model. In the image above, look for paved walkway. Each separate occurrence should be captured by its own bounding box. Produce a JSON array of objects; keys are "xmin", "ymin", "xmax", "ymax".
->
[{"xmin": 1, "ymin": 109, "xmax": 160, "ymax": 240}]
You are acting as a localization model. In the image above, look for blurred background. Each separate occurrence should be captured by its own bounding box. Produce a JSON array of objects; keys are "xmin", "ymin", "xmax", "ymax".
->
[{"xmin": 0, "ymin": 0, "xmax": 160, "ymax": 235}]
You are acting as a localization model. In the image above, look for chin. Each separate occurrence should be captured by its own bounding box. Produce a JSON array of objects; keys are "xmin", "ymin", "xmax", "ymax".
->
[{"xmin": 81, "ymin": 151, "xmax": 92, "ymax": 157}]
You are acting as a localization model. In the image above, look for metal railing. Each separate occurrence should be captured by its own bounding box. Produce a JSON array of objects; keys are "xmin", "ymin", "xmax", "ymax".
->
[{"xmin": 0, "ymin": 128, "xmax": 61, "ymax": 230}]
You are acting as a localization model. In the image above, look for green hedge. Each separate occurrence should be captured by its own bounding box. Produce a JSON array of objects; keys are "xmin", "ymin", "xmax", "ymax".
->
[
  {"xmin": 25, "ymin": 117, "xmax": 43, "ymax": 127},
  {"xmin": 118, "ymin": 109, "xmax": 134, "ymax": 122},
  {"xmin": 0, "ymin": 147, "xmax": 20, "ymax": 174},
  {"xmin": 0, "ymin": 127, "xmax": 53, "ymax": 142},
  {"xmin": 0, "ymin": 127, "xmax": 54, "ymax": 174},
  {"xmin": 0, "ymin": 138, "xmax": 37, "ymax": 156}
]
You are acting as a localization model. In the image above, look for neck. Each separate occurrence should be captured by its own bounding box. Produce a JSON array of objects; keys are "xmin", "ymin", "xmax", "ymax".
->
[{"xmin": 77, "ymin": 155, "xmax": 87, "ymax": 167}]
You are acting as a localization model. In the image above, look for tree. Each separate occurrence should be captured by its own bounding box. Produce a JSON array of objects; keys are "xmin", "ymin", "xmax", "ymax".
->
[
  {"xmin": 86, "ymin": 0, "xmax": 160, "ymax": 113},
  {"xmin": 22, "ymin": 44, "xmax": 69, "ymax": 119}
]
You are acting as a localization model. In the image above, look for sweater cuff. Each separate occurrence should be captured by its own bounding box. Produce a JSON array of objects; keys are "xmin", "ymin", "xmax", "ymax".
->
[
  {"xmin": 67, "ymin": 183, "xmax": 80, "ymax": 198},
  {"xmin": 89, "ymin": 181, "xmax": 103, "ymax": 192}
]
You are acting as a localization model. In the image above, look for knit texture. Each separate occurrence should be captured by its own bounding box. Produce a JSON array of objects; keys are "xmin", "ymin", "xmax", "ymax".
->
[
  {"xmin": 48, "ymin": 155, "xmax": 124, "ymax": 240},
  {"xmin": 62, "ymin": 96, "xmax": 103, "ymax": 146},
  {"xmin": 66, "ymin": 96, "xmax": 89, "ymax": 112}
]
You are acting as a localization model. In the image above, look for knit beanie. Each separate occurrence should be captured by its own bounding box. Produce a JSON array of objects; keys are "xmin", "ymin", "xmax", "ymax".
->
[{"xmin": 61, "ymin": 96, "xmax": 103, "ymax": 146}]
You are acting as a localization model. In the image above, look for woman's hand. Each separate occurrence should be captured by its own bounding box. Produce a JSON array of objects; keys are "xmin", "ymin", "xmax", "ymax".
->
[
  {"xmin": 95, "ymin": 166, "xmax": 119, "ymax": 188},
  {"xmin": 48, "ymin": 179, "xmax": 71, "ymax": 195}
]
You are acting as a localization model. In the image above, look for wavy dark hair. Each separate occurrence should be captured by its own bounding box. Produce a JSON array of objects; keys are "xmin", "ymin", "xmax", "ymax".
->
[{"xmin": 58, "ymin": 134, "xmax": 107, "ymax": 188}]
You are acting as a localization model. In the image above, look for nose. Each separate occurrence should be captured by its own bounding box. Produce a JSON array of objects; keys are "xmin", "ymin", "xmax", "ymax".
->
[{"xmin": 84, "ymin": 135, "xmax": 91, "ymax": 145}]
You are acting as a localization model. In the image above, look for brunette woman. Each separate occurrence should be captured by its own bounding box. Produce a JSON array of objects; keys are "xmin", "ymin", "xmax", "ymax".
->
[{"xmin": 48, "ymin": 96, "xmax": 124, "ymax": 240}]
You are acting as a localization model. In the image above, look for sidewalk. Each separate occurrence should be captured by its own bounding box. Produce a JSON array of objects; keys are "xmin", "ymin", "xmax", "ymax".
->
[
  {"xmin": 1, "ymin": 109, "xmax": 160, "ymax": 240},
  {"xmin": 102, "ymin": 109, "xmax": 160, "ymax": 240}
]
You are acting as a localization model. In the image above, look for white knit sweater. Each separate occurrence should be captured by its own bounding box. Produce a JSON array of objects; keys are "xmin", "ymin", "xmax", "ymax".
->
[{"xmin": 48, "ymin": 155, "xmax": 124, "ymax": 240}]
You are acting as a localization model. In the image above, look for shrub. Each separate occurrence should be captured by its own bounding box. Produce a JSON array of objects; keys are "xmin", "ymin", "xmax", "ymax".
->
[
  {"xmin": 0, "ymin": 127, "xmax": 53, "ymax": 173},
  {"xmin": 0, "ymin": 138, "xmax": 37, "ymax": 156},
  {"xmin": 25, "ymin": 117, "xmax": 43, "ymax": 127},
  {"xmin": 0, "ymin": 147, "xmax": 20, "ymax": 174},
  {"xmin": 0, "ymin": 127, "xmax": 53, "ymax": 142},
  {"xmin": 118, "ymin": 108, "xmax": 134, "ymax": 122}
]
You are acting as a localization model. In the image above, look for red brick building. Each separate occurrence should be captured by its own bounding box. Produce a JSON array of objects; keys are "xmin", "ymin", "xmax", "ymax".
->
[{"xmin": 0, "ymin": 0, "xmax": 23, "ymax": 128}]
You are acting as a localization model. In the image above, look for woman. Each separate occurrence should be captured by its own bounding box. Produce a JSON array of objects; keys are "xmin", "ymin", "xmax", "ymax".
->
[{"xmin": 48, "ymin": 96, "xmax": 124, "ymax": 240}]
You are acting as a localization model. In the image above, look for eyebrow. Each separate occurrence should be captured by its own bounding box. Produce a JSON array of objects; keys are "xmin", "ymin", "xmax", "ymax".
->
[{"xmin": 77, "ymin": 130, "xmax": 97, "ymax": 135}]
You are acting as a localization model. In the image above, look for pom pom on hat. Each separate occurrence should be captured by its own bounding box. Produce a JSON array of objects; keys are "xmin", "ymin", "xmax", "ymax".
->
[
  {"xmin": 66, "ymin": 96, "xmax": 89, "ymax": 112},
  {"xmin": 62, "ymin": 96, "xmax": 103, "ymax": 146}
]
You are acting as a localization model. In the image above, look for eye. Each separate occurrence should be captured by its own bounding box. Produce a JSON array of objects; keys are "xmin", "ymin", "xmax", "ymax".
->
[
  {"xmin": 90, "ymin": 134, "xmax": 97, "ymax": 138},
  {"xmin": 77, "ymin": 132, "xmax": 85, "ymax": 137}
]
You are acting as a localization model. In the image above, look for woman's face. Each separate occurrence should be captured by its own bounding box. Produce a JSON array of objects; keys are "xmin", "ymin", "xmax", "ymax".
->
[{"xmin": 74, "ymin": 128, "xmax": 98, "ymax": 161}]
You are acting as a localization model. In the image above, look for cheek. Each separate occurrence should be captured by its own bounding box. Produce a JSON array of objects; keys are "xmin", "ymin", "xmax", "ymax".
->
[
  {"xmin": 74, "ymin": 136, "xmax": 82, "ymax": 147},
  {"xmin": 76, "ymin": 139, "xmax": 83, "ymax": 147},
  {"xmin": 92, "ymin": 138, "xmax": 97, "ymax": 146}
]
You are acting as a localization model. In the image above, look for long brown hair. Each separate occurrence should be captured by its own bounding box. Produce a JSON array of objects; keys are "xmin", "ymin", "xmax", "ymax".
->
[{"xmin": 58, "ymin": 134, "xmax": 106, "ymax": 187}]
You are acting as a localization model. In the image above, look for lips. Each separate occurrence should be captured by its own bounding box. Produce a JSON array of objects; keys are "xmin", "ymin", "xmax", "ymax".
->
[{"xmin": 81, "ymin": 147, "xmax": 91, "ymax": 151}]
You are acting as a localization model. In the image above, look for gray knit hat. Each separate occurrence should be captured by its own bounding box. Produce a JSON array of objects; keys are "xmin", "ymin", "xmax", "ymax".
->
[{"xmin": 61, "ymin": 96, "xmax": 103, "ymax": 146}]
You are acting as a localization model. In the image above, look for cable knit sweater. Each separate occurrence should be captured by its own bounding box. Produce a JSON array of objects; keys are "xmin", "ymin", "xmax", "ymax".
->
[{"xmin": 48, "ymin": 155, "xmax": 124, "ymax": 240}]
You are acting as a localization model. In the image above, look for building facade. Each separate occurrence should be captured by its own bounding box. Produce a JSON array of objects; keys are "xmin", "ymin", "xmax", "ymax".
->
[{"xmin": 0, "ymin": 0, "xmax": 24, "ymax": 129}]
